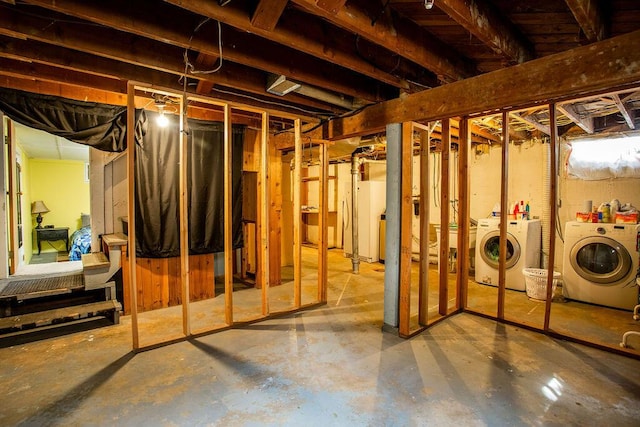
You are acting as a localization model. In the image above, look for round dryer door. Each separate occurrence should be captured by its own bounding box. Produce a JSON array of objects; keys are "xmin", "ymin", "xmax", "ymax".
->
[
  {"xmin": 479, "ymin": 231, "xmax": 520, "ymax": 269},
  {"xmin": 569, "ymin": 236, "xmax": 632, "ymax": 284}
]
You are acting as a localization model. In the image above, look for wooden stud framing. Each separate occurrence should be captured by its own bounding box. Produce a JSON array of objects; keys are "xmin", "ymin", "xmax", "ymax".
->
[
  {"xmin": 318, "ymin": 142, "xmax": 329, "ymax": 303},
  {"xmin": 293, "ymin": 119, "xmax": 302, "ymax": 307},
  {"xmin": 544, "ymin": 104, "xmax": 559, "ymax": 330},
  {"xmin": 126, "ymin": 82, "xmax": 139, "ymax": 350},
  {"xmin": 6, "ymin": 120, "xmax": 16, "ymax": 276},
  {"xmin": 497, "ymin": 111, "xmax": 509, "ymax": 319},
  {"xmin": 439, "ymin": 119, "xmax": 451, "ymax": 316},
  {"xmin": 224, "ymin": 103, "xmax": 233, "ymax": 325},
  {"xmin": 399, "ymin": 122, "xmax": 413, "ymax": 335},
  {"xmin": 179, "ymin": 95, "xmax": 191, "ymax": 336},
  {"xmin": 418, "ymin": 126, "xmax": 430, "ymax": 325},
  {"xmin": 260, "ymin": 112, "xmax": 270, "ymax": 315},
  {"xmin": 457, "ymin": 117, "xmax": 471, "ymax": 309}
]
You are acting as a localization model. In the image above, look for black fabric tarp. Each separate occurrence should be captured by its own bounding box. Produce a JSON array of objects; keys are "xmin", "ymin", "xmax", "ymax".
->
[
  {"xmin": 0, "ymin": 88, "xmax": 244, "ymax": 258},
  {"xmin": 135, "ymin": 111, "xmax": 245, "ymax": 258},
  {"xmin": 0, "ymin": 87, "xmax": 130, "ymax": 152}
]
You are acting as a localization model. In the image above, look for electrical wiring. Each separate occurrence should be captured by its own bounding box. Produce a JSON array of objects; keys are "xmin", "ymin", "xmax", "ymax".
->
[{"xmin": 183, "ymin": 18, "xmax": 224, "ymax": 75}]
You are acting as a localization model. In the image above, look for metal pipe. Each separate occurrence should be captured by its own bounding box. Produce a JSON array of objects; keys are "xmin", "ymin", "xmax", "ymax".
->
[{"xmin": 351, "ymin": 154, "xmax": 360, "ymax": 274}]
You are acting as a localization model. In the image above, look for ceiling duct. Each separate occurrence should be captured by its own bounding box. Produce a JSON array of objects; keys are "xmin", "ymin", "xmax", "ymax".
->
[
  {"xmin": 267, "ymin": 74, "xmax": 301, "ymax": 96},
  {"xmin": 266, "ymin": 74, "xmax": 355, "ymax": 110}
]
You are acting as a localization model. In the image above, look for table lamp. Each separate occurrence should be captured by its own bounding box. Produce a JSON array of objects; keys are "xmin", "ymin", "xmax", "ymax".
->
[{"xmin": 31, "ymin": 200, "xmax": 50, "ymax": 229}]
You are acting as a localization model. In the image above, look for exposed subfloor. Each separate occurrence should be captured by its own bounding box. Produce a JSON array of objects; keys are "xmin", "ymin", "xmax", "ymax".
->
[{"xmin": 0, "ymin": 249, "xmax": 639, "ymax": 426}]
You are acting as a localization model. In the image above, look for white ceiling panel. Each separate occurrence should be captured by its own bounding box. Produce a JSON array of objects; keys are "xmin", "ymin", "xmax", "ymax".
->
[{"xmin": 13, "ymin": 122, "xmax": 89, "ymax": 162}]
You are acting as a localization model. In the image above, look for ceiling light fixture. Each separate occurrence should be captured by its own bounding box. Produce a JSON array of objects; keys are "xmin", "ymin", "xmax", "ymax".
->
[
  {"xmin": 424, "ymin": 0, "xmax": 435, "ymax": 10},
  {"xmin": 155, "ymin": 98, "xmax": 169, "ymax": 128}
]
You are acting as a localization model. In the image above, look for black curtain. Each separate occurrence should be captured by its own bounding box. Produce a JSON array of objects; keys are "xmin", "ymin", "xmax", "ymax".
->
[
  {"xmin": 0, "ymin": 87, "xmax": 131, "ymax": 152},
  {"xmin": 0, "ymin": 88, "xmax": 245, "ymax": 257},
  {"xmin": 135, "ymin": 111, "xmax": 244, "ymax": 258}
]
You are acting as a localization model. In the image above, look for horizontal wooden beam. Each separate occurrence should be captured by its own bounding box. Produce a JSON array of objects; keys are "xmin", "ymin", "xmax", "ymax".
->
[
  {"xmin": 22, "ymin": 0, "xmax": 392, "ymax": 102},
  {"xmin": 512, "ymin": 113, "xmax": 551, "ymax": 135},
  {"xmin": 557, "ymin": 103, "xmax": 594, "ymax": 134},
  {"xmin": 251, "ymin": 0, "xmax": 288, "ymax": 31},
  {"xmin": 565, "ymin": 0, "xmax": 606, "ymax": 42},
  {"xmin": 291, "ymin": 0, "xmax": 477, "ymax": 82},
  {"xmin": 438, "ymin": 0, "xmax": 534, "ymax": 64},
  {"xmin": 325, "ymin": 30, "xmax": 640, "ymax": 139},
  {"xmin": 611, "ymin": 94, "xmax": 635, "ymax": 130}
]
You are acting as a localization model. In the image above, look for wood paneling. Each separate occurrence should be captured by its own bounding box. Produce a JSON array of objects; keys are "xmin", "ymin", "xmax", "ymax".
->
[{"xmin": 121, "ymin": 253, "xmax": 215, "ymax": 314}]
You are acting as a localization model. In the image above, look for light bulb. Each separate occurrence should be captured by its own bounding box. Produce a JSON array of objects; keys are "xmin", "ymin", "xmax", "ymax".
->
[{"xmin": 156, "ymin": 110, "xmax": 169, "ymax": 127}]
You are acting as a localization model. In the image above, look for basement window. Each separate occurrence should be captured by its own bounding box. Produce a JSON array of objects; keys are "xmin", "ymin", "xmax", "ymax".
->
[{"xmin": 567, "ymin": 135, "xmax": 640, "ymax": 180}]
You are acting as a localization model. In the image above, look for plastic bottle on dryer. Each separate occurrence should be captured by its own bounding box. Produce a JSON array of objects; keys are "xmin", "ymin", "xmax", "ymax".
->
[{"xmin": 525, "ymin": 201, "xmax": 530, "ymax": 220}]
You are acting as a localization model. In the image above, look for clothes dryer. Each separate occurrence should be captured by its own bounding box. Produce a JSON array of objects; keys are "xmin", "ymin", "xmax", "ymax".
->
[
  {"xmin": 562, "ymin": 221, "xmax": 639, "ymax": 310},
  {"xmin": 475, "ymin": 218, "xmax": 541, "ymax": 291}
]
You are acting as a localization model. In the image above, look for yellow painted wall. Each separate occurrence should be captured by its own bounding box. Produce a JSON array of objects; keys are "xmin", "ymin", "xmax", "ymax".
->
[
  {"xmin": 16, "ymin": 145, "xmax": 32, "ymax": 264},
  {"xmin": 29, "ymin": 159, "xmax": 90, "ymax": 253}
]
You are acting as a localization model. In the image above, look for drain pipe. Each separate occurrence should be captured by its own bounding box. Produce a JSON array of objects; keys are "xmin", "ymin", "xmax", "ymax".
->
[{"xmin": 350, "ymin": 146, "xmax": 374, "ymax": 274}]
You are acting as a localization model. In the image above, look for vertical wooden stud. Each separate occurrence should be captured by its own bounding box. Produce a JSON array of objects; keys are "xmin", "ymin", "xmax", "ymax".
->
[
  {"xmin": 318, "ymin": 142, "xmax": 329, "ymax": 303},
  {"xmin": 126, "ymin": 82, "xmax": 139, "ymax": 350},
  {"xmin": 418, "ymin": 126, "xmax": 430, "ymax": 325},
  {"xmin": 260, "ymin": 112, "xmax": 270, "ymax": 315},
  {"xmin": 293, "ymin": 119, "xmax": 302, "ymax": 307},
  {"xmin": 457, "ymin": 117, "xmax": 471, "ymax": 309},
  {"xmin": 498, "ymin": 111, "xmax": 509, "ymax": 319},
  {"xmin": 6, "ymin": 119, "xmax": 16, "ymax": 276},
  {"xmin": 224, "ymin": 104, "xmax": 233, "ymax": 325},
  {"xmin": 439, "ymin": 119, "xmax": 451, "ymax": 316},
  {"xmin": 399, "ymin": 122, "xmax": 414, "ymax": 335},
  {"xmin": 179, "ymin": 95, "xmax": 190, "ymax": 336},
  {"xmin": 544, "ymin": 104, "xmax": 559, "ymax": 330}
]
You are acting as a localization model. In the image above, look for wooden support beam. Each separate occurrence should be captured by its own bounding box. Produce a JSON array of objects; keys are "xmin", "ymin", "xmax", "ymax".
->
[
  {"xmin": 126, "ymin": 82, "xmax": 139, "ymax": 351},
  {"xmin": 293, "ymin": 119, "xmax": 302, "ymax": 307},
  {"xmin": 497, "ymin": 111, "xmax": 509, "ymax": 320},
  {"xmin": 399, "ymin": 122, "xmax": 413, "ymax": 335},
  {"xmin": 418, "ymin": 126, "xmax": 430, "ymax": 326},
  {"xmin": 325, "ymin": 30, "xmax": 640, "ymax": 139},
  {"xmin": 251, "ymin": 0, "xmax": 288, "ymax": 31},
  {"xmin": 439, "ymin": 119, "xmax": 451, "ymax": 316},
  {"xmin": 318, "ymin": 142, "xmax": 329, "ymax": 303},
  {"xmin": 544, "ymin": 104, "xmax": 559, "ymax": 331},
  {"xmin": 291, "ymin": 0, "xmax": 476, "ymax": 82},
  {"xmin": 23, "ymin": 0, "xmax": 392, "ymax": 101},
  {"xmin": 0, "ymin": 10, "xmax": 341, "ymax": 113},
  {"xmin": 261, "ymin": 112, "xmax": 270, "ymax": 315},
  {"xmin": 438, "ymin": 0, "xmax": 534, "ymax": 64},
  {"xmin": 611, "ymin": 94, "xmax": 636, "ymax": 130},
  {"xmin": 317, "ymin": 0, "xmax": 347, "ymax": 14},
  {"xmin": 565, "ymin": 0, "xmax": 606, "ymax": 42},
  {"xmin": 557, "ymin": 103, "xmax": 594, "ymax": 134},
  {"xmin": 224, "ymin": 103, "xmax": 233, "ymax": 325},
  {"xmin": 512, "ymin": 113, "xmax": 551, "ymax": 135},
  {"xmin": 179, "ymin": 94, "xmax": 191, "ymax": 336},
  {"xmin": 456, "ymin": 117, "xmax": 470, "ymax": 309}
]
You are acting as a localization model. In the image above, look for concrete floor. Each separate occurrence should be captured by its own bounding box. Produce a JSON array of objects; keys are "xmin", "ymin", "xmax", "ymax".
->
[{"xmin": 1, "ymin": 250, "xmax": 639, "ymax": 426}]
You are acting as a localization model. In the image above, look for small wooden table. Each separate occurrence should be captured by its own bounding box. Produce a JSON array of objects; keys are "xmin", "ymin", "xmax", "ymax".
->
[{"xmin": 35, "ymin": 227, "xmax": 69, "ymax": 255}]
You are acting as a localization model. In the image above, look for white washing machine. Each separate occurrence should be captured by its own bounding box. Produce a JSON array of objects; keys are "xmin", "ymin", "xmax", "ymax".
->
[
  {"xmin": 562, "ymin": 221, "xmax": 640, "ymax": 310},
  {"xmin": 475, "ymin": 218, "xmax": 541, "ymax": 291}
]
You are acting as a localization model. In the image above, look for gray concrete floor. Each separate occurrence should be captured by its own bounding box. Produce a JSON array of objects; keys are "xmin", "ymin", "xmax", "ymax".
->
[{"xmin": 1, "ymin": 250, "xmax": 639, "ymax": 426}]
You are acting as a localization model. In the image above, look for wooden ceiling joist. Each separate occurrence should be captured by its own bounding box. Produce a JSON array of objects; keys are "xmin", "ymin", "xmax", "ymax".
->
[
  {"xmin": 512, "ymin": 113, "xmax": 551, "ymax": 135},
  {"xmin": 565, "ymin": 0, "xmax": 607, "ymax": 42},
  {"xmin": 437, "ymin": 0, "xmax": 534, "ymax": 64},
  {"xmin": 316, "ymin": 0, "xmax": 347, "ymax": 15},
  {"xmin": 611, "ymin": 94, "xmax": 635, "ymax": 130},
  {"xmin": 290, "ymin": 0, "xmax": 477, "ymax": 82},
  {"xmin": 251, "ymin": 0, "xmax": 289, "ymax": 31},
  {"xmin": 20, "ymin": 0, "xmax": 392, "ymax": 102},
  {"xmin": 557, "ymin": 103, "xmax": 595, "ymax": 134},
  {"xmin": 325, "ymin": 30, "xmax": 640, "ymax": 139}
]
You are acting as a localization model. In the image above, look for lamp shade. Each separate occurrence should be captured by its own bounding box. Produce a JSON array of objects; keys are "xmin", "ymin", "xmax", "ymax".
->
[{"xmin": 31, "ymin": 200, "xmax": 50, "ymax": 215}]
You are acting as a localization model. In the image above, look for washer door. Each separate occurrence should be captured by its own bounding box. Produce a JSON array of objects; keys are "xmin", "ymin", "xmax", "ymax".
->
[
  {"xmin": 479, "ymin": 231, "xmax": 520, "ymax": 269},
  {"xmin": 569, "ymin": 236, "xmax": 632, "ymax": 284}
]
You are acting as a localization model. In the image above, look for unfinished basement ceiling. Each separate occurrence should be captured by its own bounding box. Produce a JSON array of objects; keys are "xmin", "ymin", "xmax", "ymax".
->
[{"xmin": 0, "ymin": 0, "xmax": 639, "ymax": 138}]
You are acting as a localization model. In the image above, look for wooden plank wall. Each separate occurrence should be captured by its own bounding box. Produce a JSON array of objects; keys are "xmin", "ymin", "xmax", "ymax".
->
[{"xmin": 121, "ymin": 252, "xmax": 215, "ymax": 314}]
